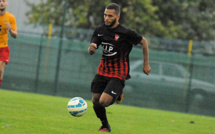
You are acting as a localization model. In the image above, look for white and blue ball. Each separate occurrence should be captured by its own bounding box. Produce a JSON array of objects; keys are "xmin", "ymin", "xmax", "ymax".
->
[{"xmin": 67, "ymin": 97, "xmax": 87, "ymax": 117}]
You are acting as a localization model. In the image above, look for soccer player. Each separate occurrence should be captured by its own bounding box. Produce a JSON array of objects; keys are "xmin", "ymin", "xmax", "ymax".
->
[
  {"xmin": 0, "ymin": 0, "xmax": 18, "ymax": 86},
  {"xmin": 88, "ymin": 3, "xmax": 151, "ymax": 132}
]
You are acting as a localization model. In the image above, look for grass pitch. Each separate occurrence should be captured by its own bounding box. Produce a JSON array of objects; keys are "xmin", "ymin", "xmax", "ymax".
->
[{"xmin": 0, "ymin": 89, "xmax": 215, "ymax": 134}]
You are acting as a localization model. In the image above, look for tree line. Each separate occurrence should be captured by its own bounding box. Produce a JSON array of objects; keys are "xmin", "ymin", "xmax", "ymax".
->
[{"xmin": 25, "ymin": 0, "xmax": 215, "ymax": 41}]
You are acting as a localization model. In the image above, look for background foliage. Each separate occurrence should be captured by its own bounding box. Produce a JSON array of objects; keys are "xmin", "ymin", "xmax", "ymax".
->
[{"xmin": 25, "ymin": 0, "xmax": 215, "ymax": 41}]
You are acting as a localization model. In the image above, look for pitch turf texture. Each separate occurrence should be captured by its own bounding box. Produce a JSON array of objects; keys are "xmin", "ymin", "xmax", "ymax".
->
[{"xmin": 1, "ymin": 89, "xmax": 215, "ymax": 134}]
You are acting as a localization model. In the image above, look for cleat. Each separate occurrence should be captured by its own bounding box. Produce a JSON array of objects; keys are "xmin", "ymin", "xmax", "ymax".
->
[
  {"xmin": 116, "ymin": 93, "xmax": 124, "ymax": 104},
  {"xmin": 99, "ymin": 128, "xmax": 111, "ymax": 132},
  {"xmin": 99, "ymin": 124, "xmax": 111, "ymax": 132}
]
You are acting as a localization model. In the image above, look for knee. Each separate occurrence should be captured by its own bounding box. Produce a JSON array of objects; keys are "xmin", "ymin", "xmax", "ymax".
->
[
  {"xmin": 0, "ymin": 66, "xmax": 4, "ymax": 74},
  {"xmin": 0, "ymin": 69, "xmax": 4, "ymax": 77},
  {"xmin": 0, "ymin": 68, "xmax": 4, "ymax": 74},
  {"xmin": 92, "ymin": 97, "xmax": 109, "ymax": 107},
  {"xmin": 92, "ymin": 93, "xmax": 112, "ymax": 107},
  {"xmin": 99, "ymin": 100, "xmax": 110, "ymax": 107},
  {"xmin": 92, "ymin": 97, "xmax": 100, "ymax": 106}
]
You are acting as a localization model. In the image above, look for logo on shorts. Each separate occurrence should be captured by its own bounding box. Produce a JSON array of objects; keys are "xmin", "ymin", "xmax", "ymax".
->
[{"xmin": 111, "ymin": 91, "xmax": 117, "ymax": 95}]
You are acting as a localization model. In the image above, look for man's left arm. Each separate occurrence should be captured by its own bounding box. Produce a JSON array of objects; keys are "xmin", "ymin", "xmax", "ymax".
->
[{"xmin": 140, "ymin": 37, "xmax": 151, "ymax": 75}]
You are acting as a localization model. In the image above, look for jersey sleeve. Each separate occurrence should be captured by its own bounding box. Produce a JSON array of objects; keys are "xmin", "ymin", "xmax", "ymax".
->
[
  {"xmin": 127, "ymin": 29, "xmax": 142, "ymax": 45},
  {"xmin": 90, "ymin": 27, "xmax": 101, "ymax": 48},
  {"xmin": 10, "ymin": 15, "xmax": 17, "ymax": 31}
]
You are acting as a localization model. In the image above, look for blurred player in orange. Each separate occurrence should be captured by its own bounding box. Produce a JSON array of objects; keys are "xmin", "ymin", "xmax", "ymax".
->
[{"xmin": 0, "ymin": 0, "xmax": 18, "ymax": 86}]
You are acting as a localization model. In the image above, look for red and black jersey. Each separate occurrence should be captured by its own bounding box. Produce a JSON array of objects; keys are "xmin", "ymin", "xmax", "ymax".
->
[{"xmin": 91, "ymin": 24, "xmax": 142, "ymax": 80}]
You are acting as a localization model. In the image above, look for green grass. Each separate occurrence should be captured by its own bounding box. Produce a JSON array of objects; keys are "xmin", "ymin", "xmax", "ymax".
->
[{"xmin": 0, "ymin": 89, "xmax": 215, "ymax": 134}]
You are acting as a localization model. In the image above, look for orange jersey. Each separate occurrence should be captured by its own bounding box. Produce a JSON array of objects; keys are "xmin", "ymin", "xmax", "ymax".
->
[{"xmin": 0, "ymin": 12, "xmax": 17, "ymax": 48}]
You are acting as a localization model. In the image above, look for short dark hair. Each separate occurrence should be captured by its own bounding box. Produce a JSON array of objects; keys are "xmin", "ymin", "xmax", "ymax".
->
[{"xmin": 106, "ymin": 3, "xmax": 120, "ymax": 15}]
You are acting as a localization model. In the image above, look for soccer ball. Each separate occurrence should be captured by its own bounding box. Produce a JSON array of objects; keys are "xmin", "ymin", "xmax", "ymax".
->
[{"xmin": 67, "ymin": 97, "xmax": 87, "ymax": 117}]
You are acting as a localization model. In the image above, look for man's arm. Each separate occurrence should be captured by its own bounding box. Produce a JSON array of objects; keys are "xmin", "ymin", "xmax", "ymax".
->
[
  {"xmin": 140, "ymin": 37, "xmax": 151, "ymax": 75},
  {"xmin": 6, "ymin": 23, "xmax": 18, "ymax": 38},
  {"xmin": 88, "ymin": 43, "xmax": 97, "ymax": 55}
]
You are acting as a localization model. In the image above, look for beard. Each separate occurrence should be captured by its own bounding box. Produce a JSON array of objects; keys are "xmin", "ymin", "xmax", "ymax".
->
[{"xmin": 105, "ymin": 18, "xmax": 117, "ymax": 29}]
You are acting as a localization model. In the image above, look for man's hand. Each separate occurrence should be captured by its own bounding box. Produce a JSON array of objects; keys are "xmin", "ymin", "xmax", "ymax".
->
[
  {"xmin": 88, "ymin": 43, "xmax": 97, "ymax": 55},
  {"xmin": 6, "ymin": 23, "xmax": 12, "ymax": 31},
  {"xmin": 143, "ymin": 64, "xmax": 151, "ymax": 75},
  {"xmin": 6, "ymin": 22, "xmax": 18, "ymax": 38}
]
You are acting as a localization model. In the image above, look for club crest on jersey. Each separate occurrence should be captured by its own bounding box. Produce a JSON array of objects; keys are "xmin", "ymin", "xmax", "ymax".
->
[
  {"xmin": 3, "ymin": 20, "xmax": 7, "ymax": 24},
  {"xmin": 115, "ymin": 34, "xmax": 119, "ymax": 41}
]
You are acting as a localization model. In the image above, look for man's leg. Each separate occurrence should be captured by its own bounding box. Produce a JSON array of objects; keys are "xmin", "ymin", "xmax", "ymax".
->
[
  {"xmin": 99, "ymin": 92, "xmax": 114, "ymax": 107},
  {"xmin": 91, "ymin": 75, "xmax": 123, "ymax": 132},
  {"xmin": 92, "ymin": 93, "xmax": 112, "ymax": 132},
  {"xmin": 0, "ymin": 61, "xmax": 6, "ymax": 86}
]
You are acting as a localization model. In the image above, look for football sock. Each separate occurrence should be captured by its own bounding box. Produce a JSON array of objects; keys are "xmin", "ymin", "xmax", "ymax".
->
[
  {"xmin": 0, "ymin": 80, "xmax": 2, "ymax": 85},
  {"xmin": 93, "ymin": 105, "xmax": 109, "ymax": 127}
]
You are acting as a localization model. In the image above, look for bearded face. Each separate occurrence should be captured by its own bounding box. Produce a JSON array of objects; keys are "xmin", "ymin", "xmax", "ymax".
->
[
  {"xmin": 0, "ymin": 0, "xmax": 8, "ymax": 12},
  {"xmin": 104, "ymin": 9, "xmax": 119, "ymax": 29}
]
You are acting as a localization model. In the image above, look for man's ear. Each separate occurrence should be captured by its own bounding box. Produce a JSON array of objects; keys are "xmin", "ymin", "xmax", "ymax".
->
[{"xmin": 117, "ymin": 15, "xmax": 120, "ymax": 21}]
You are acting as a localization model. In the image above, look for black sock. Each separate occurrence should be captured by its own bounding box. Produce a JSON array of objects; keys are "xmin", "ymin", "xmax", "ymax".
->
[{"xmin": 93, "ymin": 105, "xmax": 109, "ymax": 127}]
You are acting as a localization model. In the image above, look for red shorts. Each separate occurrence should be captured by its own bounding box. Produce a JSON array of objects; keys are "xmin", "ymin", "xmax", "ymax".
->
[{"xmin": 0, "ymin": 47, "xmax": 10, "ymax": 64}]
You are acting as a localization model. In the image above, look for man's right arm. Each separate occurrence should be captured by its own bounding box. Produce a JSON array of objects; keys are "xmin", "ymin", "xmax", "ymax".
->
[{"xmin": 88, "ymin": 43, "xmax": 97, "ymax": 55}]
